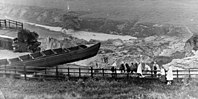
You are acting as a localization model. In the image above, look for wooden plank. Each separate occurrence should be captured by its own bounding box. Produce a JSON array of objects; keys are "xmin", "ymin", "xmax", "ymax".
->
[
  {"xmin": 18, "ymin": 57, "xmax": 23, "ymax": 61},
  {"xmin": 28, "ymin": 54, "xmax": 35, "ymax": 60},
  {"xmin": 40, "ymin": 51, "xmax": 46, "ymax": 56},
  {"xmin": 63, "ymin": 48, "xmax": 70, "ymax": 52},
  {"xmin": 51, "ymin": 49, "xmax": 58, "ymax": 54}
]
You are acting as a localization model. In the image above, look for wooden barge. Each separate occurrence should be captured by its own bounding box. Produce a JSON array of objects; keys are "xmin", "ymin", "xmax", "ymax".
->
[{"xmin": 0, "ymin": 43, "xmax": 101, "ymax": 73}]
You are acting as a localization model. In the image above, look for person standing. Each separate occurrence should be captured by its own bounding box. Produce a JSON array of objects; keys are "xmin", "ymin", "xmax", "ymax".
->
[
  {"xmin": 111, "ymin": 60, "xmax": 117, "ymax": 77},
  {"xmin": 125, "ymin": 62, "xmax": 131, "ymax": 73},
  {"xmin": 166, "ymin": 66, "xmax": 173, "ymax": 85},
  {"xmin": 132, "ymin": 63, "xmax": 138, "ymax": 73},
  {"xmin": 153, "ymin": 61, "xmax": 159, "ymax": 77},
  {"xmin": 111, "ymin": 66, "xmax": 116, "ymax": 77},
  {"xmin": 137, "ymin": 62, "xmax": 144, "ymax": 78},
  {"xmin": 120, "ymin": 61, "xmax": 125, "ymax": 73},
  {"xmin": 137, "ymin": 55, "xmax": 143, "ymax": 77},
  {"xmin": 130, "ymin": 62, "xmax": 134, "ymax": 73},
  {"xmin": 144, "ymin": 63, "xmax": 151, "ymax": 74},
  {"xmin": 159, "ymin": 66, "xmax": 166, "ymax": 83}
]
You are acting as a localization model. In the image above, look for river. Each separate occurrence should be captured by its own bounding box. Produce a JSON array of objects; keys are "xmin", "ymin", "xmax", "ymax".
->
[
  {"xmin": 4, "ymin": 16, "xmax": 137, "ymax": 41},
  {"xmin": 24, "ymin": 22, "xmax": 137, "ymax": 41}
]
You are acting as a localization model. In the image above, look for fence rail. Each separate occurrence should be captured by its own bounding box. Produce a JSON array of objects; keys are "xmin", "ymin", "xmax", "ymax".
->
[
  {"xmin": 0, "ymin": 19, "xmax": 23, "ymax": 30},
  {"xmin": 0, "ymin": 65, "xmax": 198, "ymax": 81}
]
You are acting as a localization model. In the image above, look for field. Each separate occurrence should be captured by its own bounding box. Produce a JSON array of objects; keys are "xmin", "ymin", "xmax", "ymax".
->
[{"xmin": 0, "ymin": 77, "xmax": 197, "ymax": 99}]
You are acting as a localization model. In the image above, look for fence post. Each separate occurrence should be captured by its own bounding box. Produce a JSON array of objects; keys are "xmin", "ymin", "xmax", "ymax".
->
[
  {"xmin": 127, "ymin": 71, "xmax": 129, "ymax": 79},
  {"xmin": 79, "ymin": 68, "xmax": 81, "ymax": 78},
  {"xmin": 56, "ymin": 66, "xmax": 58, "ymax": 79},
  {"xmin": 189, "ymin": 69, "xmax": 191, "ymax": 79},
  {"xmin": 21, "ymin": 24, "xmax": 23, "ymax": 30},
  {"xmin": 16, "ymin": 21, "xmax": 18, "ymax": 29},
  {"xmin": 151, "ymin": 69, "xmax": 153, "ymax": 77},
  {"xmin": 91, "ymin": 67, "xmax": 93, "ymax": 78},
  {"xmin": 68, "ymin": 67, "xmax": 70, "ymax": 78},
  {"xmin": 176, "ymin": 69, "xmax": 179, "ymax": 82},
  {"xmin": 102, "ymin": 68, "xmax": 104, "ymax": 77},
  {"xmin": 4, "ymin": 20, "xmax": 6, "ymax": 28},
  {"xmin": 8, "ymin": 21, "xmax": 10, "ymax": 28},
  {"xmin": 115, "ymin": 68, "xmax": 117, "ymax": 78},
  {"xmin": 3, "ymin": 65, "xmax": 6, "ymax": 78},
  {"xmin": 24, "ymin": 65, "xmax": 27, "ymax": 80},
  {"xmin": 14, "ymin": 67, "xmax": 16, "ymax": 74},
  {"xmin": 45, "ymin": 67, "xmax": 47, "ymax": 74},
  {"xmin": 4, "ymin": 65, "xmax": 6, "ymax": 73}
]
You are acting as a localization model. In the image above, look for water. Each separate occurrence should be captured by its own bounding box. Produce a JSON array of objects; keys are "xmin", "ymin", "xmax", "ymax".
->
[
  {"xmin": 4, "ymin": 16, "xmax": 137, "ymax": 41},
  {"xmin": 25, "ymin": 22, "xmax": 137, "ymax": 41}
]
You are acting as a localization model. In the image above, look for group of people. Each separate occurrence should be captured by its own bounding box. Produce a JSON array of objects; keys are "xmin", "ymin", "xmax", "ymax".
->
[
  {"xmin": 112, "ymin": 61, "xmax": 159, "ymax": 75},
  {"xmin": 110, "ymin": 61, "xmax": 173, "ymax": 85}
]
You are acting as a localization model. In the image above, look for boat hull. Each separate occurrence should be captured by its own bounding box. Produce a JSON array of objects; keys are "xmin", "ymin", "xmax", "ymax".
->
[{"xmin": 4, "ymin": 43, "xmax": 101, "ymax": 73}]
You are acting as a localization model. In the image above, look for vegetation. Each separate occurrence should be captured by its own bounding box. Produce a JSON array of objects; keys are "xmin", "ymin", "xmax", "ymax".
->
[
  {"xmin": 14, "ymin": 29, "xmax": 41, "ymax": 52},
  {"xmin": 0, "ymin": 77, "xmax": 197, "ymax": 99},
  {"xmin": 61, "ymin": 12, "xmax": 81, "ymax": 30},
  {"xmin": 17, "ymin": 29, "xmax": 39, "ymax": 43},
  {"xmin": 2, "ymin": 0, "xmax": 191, "ymax": 37}
]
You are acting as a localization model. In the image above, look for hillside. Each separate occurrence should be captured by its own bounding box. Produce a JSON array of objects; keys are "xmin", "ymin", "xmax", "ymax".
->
[
  {"xmin": 1, "ymin": 0, "xmax": 198, "ymax": 37},
  {"xmin": 1, "ymin": 0, "xmax": 198, "ymax": 24},
  {"xmin": 1, "ymin": 0, "xmax": 198, "ymax": 68}
]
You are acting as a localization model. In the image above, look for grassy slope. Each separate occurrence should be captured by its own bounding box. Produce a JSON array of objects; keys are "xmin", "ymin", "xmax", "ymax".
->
[
  {"xmin": 0, "ymin": 78, "xmax": 185, "ymax": 99},
  {"xmin": 0, "ymin": 77, "xmax": 197, "ymax": 99}
]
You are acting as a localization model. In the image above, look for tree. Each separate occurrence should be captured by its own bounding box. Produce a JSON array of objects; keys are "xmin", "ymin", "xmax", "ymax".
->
[
  {"xmin": 13, "ymin": 29, "xmax": 41, "ymax": 53},
  {"xmin": 61, "ymin": 12, "xmax": 81, "ymax": 30}
]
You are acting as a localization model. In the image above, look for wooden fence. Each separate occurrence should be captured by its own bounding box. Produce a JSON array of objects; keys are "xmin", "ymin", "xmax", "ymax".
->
[
  {"xmin": 0, "ymin": 19, "xmax": 23, "ymax": 29},
  {"xmin": 0, "ymin": 65, "xmax": 197, "ymax": 81}
]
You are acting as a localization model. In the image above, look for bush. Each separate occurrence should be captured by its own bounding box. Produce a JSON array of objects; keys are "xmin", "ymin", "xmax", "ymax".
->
[{"xmin": 61, "ymin": 12, "xmax": 81, "ymax": 30}]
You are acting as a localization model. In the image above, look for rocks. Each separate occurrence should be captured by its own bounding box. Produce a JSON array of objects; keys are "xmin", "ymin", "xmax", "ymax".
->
[
  {"xmin": 185, "ymin": 35, "xmax": 198, "ymax": 55},
  {"xmin": 41, "ymin": 36, "xmax": 88, "ymax": 50},
  {"xmin": 163, "ymin": 53, "xmax": 198, "ymax": 69}
]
